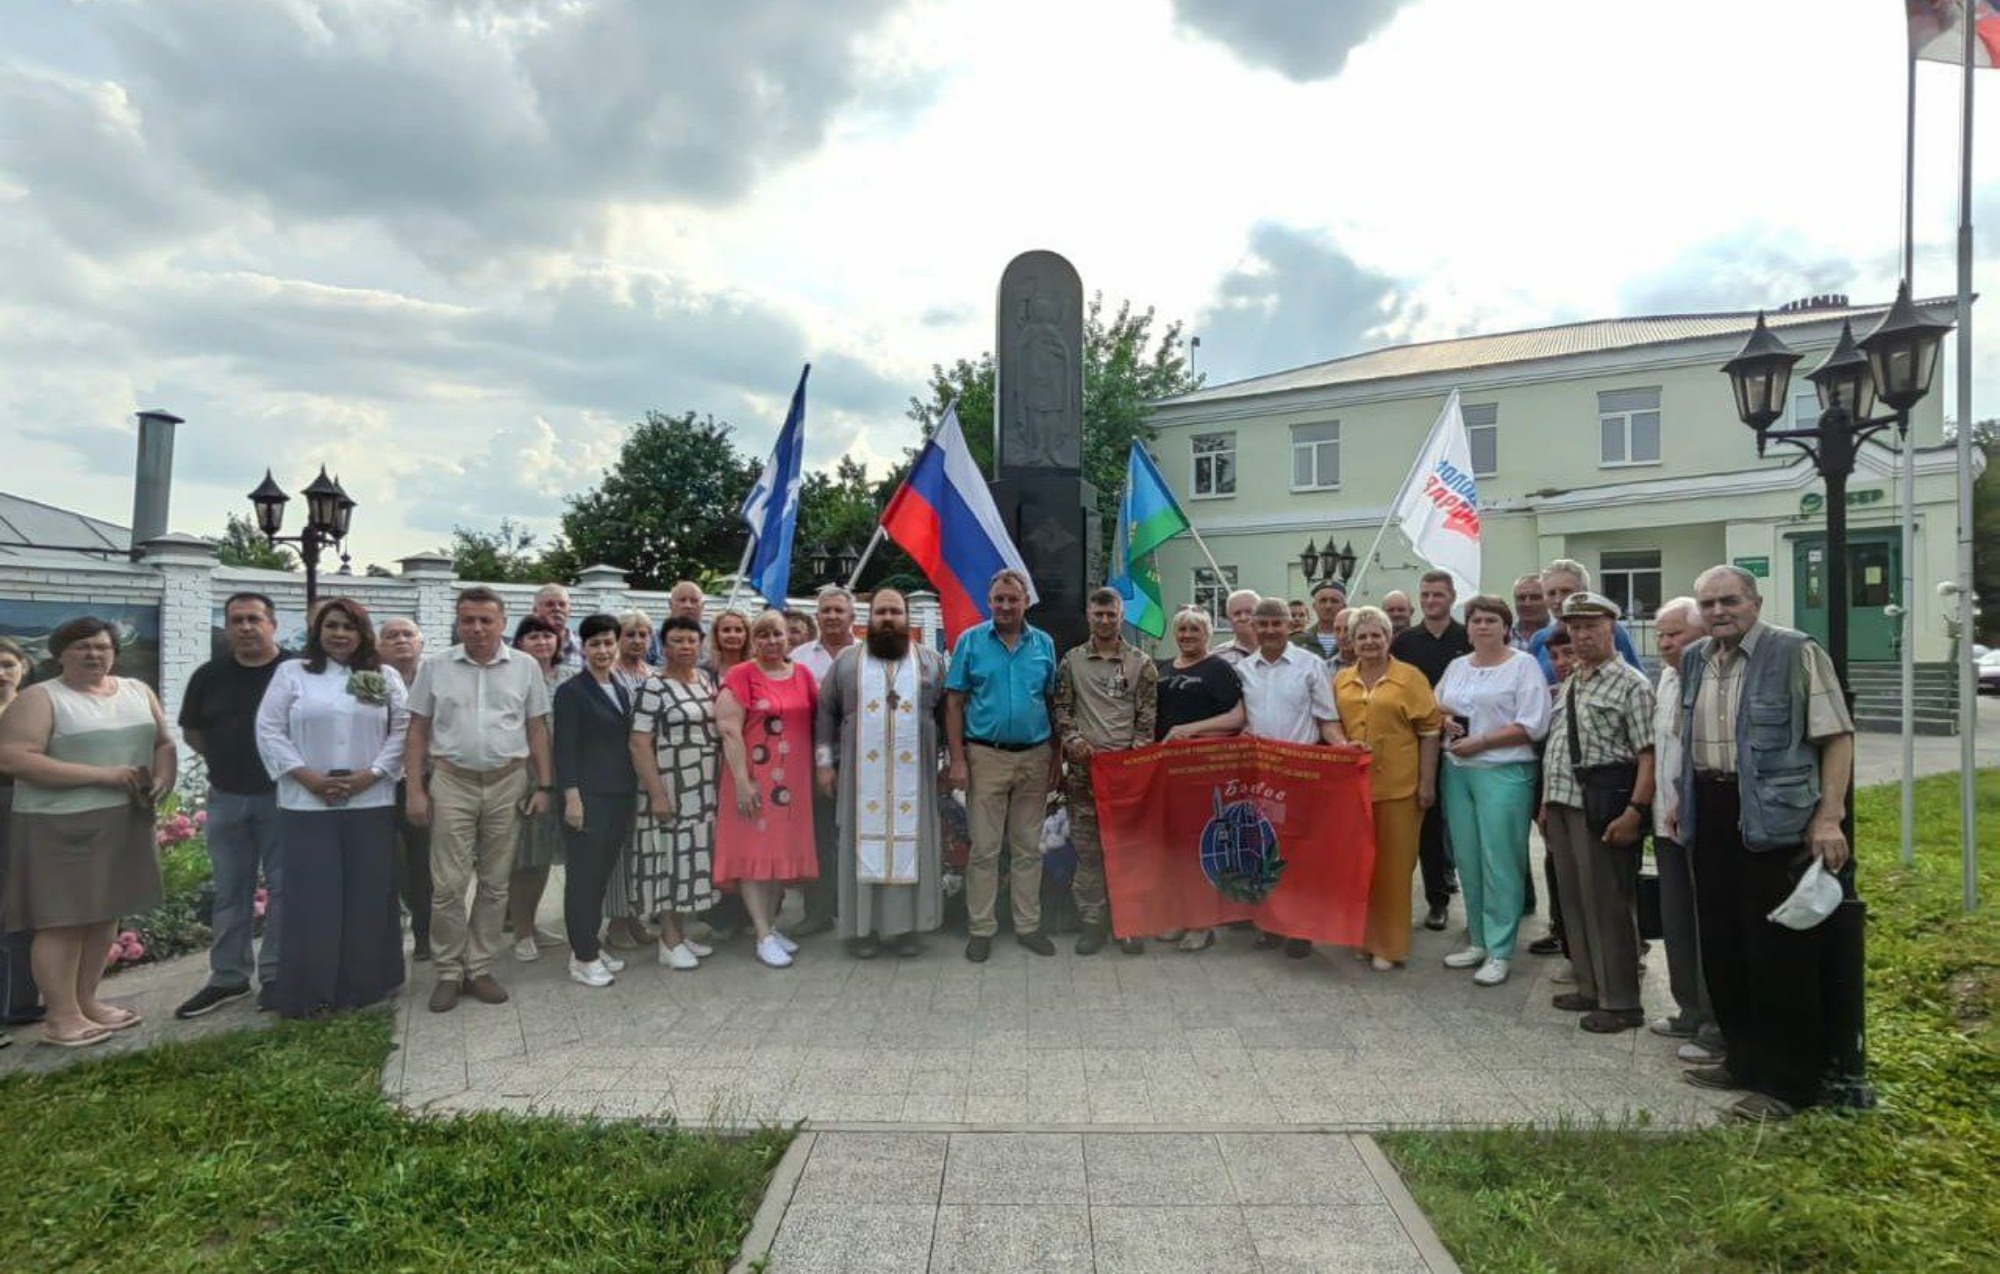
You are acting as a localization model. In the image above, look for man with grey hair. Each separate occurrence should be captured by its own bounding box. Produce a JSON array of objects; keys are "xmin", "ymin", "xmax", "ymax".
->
[
  {"xmin": 1381, "ymin": 591, "xmax": 1414, "ymax": 636},
  {"xmin": 1673, "ymin": 564, "xmax": 1855, "ymax": 1122},
  {"xmin": 793, "ymin": 584, "xmax": 860, "ymax": 937},
  {"xmin": 533, "ymin": 583, "xmax": 581, "ymax": 671},
  {"xmin": 1213, "ymin": 588, "xmax": 1261, "ymax": 664},
  {"xmin": 946, "ymin": 569, "xmax": 1060, "ymax": 961},
  {"xmin": 1647, "ymin": 596, "xmax": 1721, "ymax": 1057},
  {"xmin": 1530, "ymin": 560, "xmax": 1642, "ymax": 682}
]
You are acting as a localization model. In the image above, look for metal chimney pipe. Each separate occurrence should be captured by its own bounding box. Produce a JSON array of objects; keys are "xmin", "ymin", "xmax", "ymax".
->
[{"xmin": 130, "ymin": 409, "xmax": 183, "ymax": 552}]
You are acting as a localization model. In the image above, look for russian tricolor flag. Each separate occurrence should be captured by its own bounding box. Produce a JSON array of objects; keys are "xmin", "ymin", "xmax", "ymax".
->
[{"xmin": 880, "ymin": 404, "xmax": 1037, "ymax": 641}]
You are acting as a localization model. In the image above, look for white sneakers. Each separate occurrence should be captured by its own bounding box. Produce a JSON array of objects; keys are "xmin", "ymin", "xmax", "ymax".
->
[
  {"xmin": 599, "ymin": 952, "xmax": 626, "ymax": 973},
  {"xmin": 1443, "ymin": 946, "xmax": 1488, "ymax": 969},
  {"xmin": 658, "ymin": 941, "xmax": 700, "ymax": 971},
  {"xmin": 1473, "ymin": 958, "xmax": 1510, "ymax": 986},
  {"xmin": 568, "ymin": 957, "xmax": 614, "ymax": 988},
  {"xmin": 513, "ymin": 937, "xmax": 540, "ymax": 963},
  {"xmin": 756, "ymin": 934, "xmax": 794, "ymax": 968},
  {"xmin": 771, "ymin": 931, "xmax": 799, "ymax": 955},
  {"xmin": 683, "ymin": 939, "xmax": 714, "ymax": 958}
]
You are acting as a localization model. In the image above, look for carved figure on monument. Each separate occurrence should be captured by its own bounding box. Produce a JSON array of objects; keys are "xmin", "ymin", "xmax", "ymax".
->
[
  {"xmin": 996, "ymin": 252, "xmax": 1084, "ymax": 475},
  {"xmin": 1008, "ymin": 288, "xmax": 1078, "ymax": 468}
]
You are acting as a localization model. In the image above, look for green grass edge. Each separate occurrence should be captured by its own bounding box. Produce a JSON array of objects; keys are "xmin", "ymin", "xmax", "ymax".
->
[
  {"xmin": 0, "ymin": 1010, "xmax": 793, "ymax": 1273},
  {"xmin": 1378, "ymin": 770, "xmax": 2000, "ymax": 1274}
]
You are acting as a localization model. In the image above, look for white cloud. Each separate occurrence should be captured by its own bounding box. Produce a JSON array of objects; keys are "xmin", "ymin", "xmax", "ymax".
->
[{"xmin": 3, "ymin": 0, "xmax": 1998, "ymax": 574}]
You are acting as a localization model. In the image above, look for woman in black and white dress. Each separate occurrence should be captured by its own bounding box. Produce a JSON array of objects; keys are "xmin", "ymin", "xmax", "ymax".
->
[{"xmin": 628, "ymin": 615, "xmax": 720, "ymax": 970}]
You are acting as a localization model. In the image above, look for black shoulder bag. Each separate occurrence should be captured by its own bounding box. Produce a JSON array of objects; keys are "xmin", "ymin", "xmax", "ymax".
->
[{"xmin": 1565, "ymin": 679, "xmax": 1649, "ymax": 841}]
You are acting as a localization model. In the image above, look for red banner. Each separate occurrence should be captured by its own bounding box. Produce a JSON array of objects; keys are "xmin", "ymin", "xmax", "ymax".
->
[{"xmin": 1091, "ymin": 737, "xmax": 1377, "ymax": 944}]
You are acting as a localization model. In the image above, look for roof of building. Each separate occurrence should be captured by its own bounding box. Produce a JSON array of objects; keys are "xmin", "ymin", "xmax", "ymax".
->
[
  {"xmin": 0, "ymin": 491, "xmax": 129, "ymax": 558},
  {"xmin": 1160, "ymin": 295, "xmax": 1962, "ymax": 407}
]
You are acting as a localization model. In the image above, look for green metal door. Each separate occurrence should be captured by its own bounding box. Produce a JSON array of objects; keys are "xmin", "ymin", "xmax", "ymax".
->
[{"xmin": 1790, "ymin": 531, "xmax": 1900, "ymax": 661}]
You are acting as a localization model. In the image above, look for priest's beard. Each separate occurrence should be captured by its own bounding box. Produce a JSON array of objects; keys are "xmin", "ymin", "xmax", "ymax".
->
[{"xmin": 865, "ymin": 627, "xmax": 911, "ymax": 660}]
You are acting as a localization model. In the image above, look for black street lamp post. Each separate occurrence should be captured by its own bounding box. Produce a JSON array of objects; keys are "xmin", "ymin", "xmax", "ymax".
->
[
  {"xmin": 1298, "ymin": 537, "xmax": 1358, "ymax": 591},
  {"xmin": 1720, "ymin": 283, "xmax": 1951, "ymax": 1108},
  {"xmin": 249, "ymin": 465, "xmax": 356, "ymax": 614}
]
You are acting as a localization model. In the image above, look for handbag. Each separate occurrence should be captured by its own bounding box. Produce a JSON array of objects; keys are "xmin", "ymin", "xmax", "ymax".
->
[
  {"xmin": 1635, "ymin": 870, "xmax": 1664, "ymax": 940},
  {"xmin": 1565, "ymin": 681, "xmax": 1649, "ymax": 842}
]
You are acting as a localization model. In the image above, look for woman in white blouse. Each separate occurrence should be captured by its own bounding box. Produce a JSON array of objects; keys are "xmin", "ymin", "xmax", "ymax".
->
[
  {"xmin": 1434, "ymin": 594, "xmax": 1551, "ymax": 987},
  {"xmin": 255, "ymin": 598, "xmax": 409, "ymax": 1019}
]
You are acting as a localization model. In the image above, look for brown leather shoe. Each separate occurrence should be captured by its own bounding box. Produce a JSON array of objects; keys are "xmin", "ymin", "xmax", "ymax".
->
[
  {"xmin": 427, "ymin": 980, "xmax": 461, "ymax": 1013},
  {"xmin": 462, "ymin": 974, "xmax": 510, "ymax": 1005}
]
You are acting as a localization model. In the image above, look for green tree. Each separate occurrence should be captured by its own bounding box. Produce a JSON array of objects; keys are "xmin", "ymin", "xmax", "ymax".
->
[
  {"xmin": 559, "ymin": 411, "xmax": 758, "ymax": 591},
  {"xmin": 790, "ymin": 455, "xmax": 898, "ymax": 596},
  {"xmin": 905, "ymin": 294, "xmax": 1204, "ymax": 564},
  {"xmin": 446, "ymin": 518, "xmax": 558, "ymax": 584},
  {"xmin": 1969, "ymin": 418, "xmax": 1999, "ymax": 644},
  {"xmin": 214, "ymin": 513, "xmax": 295, "ymax": 571}
]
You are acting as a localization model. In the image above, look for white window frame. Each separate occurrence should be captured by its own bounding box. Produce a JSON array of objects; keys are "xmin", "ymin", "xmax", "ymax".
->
[
  {"xmin": 1463, "ymin": 402, "xmax": 1498, "ymax": 478},
  {"xmin": 1190, "ymin": 432, "xmax": 1236, "ymax": 499},
  {"xmin": 1599, "ymin": 549, "xmax": 1664, "ymax": 621},
  {"xmin": 1289, "ymin": 421, "xmax": 1341, "ymax": 492},
  {"xmin": 1598, "ymin": 387, "xmax": 1662, "ymax": 468},
  {"xmin": 1192, "ymin": 565, "xmax": 1237, "ymax": 624}
]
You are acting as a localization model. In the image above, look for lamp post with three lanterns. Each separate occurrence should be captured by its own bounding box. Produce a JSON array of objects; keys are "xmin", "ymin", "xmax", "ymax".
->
[
  {"xmin": 1719, "ymin": 281, "xmax": 1952, "ymax": 1110},
  {"xmin": 247, "ymin": 466, "xmax": 356, "ymax": 614},
  {"xmin": 1297, "ymin": 537, "xmax": 1359, "ymax": 593}
]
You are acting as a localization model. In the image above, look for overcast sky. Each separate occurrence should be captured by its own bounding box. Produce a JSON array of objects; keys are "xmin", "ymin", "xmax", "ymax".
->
[{"xmin": 5, "ymin": 0, "xmax": 1996, "ymax": 567}]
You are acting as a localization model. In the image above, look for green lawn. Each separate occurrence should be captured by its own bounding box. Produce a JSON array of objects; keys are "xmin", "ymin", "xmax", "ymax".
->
[
  {"xmin": 1380, "ymin": 771, "xmax": 2000, "ymax": 1273},
  {"xmin": 0, "ymin": 1012, "xmax": 788, "ymax": 1273}
]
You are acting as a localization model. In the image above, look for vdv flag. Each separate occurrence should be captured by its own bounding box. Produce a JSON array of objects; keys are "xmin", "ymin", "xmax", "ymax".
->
[
  {"xmin": 880, "ymin": 403, "xmax": 1038, "ymax": 641},
  {"xmin": 739, "ymin": 365, "xmax": 809, "ymax": 609},
  {"xmin": 1108, "ymin": 442, "xmax": 1191, "ymax": 638},
  {"xmin": 1390, "ymin": 389, "xmax": 1481, "ymax": 597}
]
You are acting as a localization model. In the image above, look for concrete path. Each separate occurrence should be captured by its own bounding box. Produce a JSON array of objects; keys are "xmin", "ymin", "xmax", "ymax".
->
[{"xmin": 741, "ymin": 1129, "xmax": 1459, "ymax": 1273}]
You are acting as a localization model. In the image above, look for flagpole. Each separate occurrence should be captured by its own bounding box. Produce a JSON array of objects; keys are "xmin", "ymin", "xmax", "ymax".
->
[
  {"xmin": 1952, "ymin": 8, "xmax": 1979, "ymax": 911},
  {"xmin": 844, "ymin": 525, "xmax": 886, "ymax": 592},
  {"xmin": 1346, "ymin": 396, "xmax": 1449, "ymax": 598},
  {"xmin": 1184, "ymin": 523, "xmax": 1229, "ymax": 592},
  {"xmin": 723, "ymin": 538, "xmax": 754, "ymax": 613},
  {"xmin": 1899, "ymin": 47, "xmax": 1920, "ymax": 867}
]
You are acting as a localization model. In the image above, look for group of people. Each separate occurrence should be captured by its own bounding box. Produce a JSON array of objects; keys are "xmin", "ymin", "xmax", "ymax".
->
[
  {"xmin": 0, "ymin": 558, "xmax": 1856, "ymax": 1122},
  {"xmin": 1257, "ymin": 556, "xmax": 1854, "ymax": 1121}
]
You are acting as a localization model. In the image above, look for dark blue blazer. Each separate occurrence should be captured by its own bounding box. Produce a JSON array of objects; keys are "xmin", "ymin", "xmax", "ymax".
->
[{"xmin": 553, "ymin": 674, "xmax": 639, "ymax": 797}]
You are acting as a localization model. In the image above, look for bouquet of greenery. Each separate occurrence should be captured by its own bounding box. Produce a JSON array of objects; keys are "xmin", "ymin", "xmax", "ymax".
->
[{"xmin": 346, "ymin": 670, "xmax": 390, "ymax": 706}]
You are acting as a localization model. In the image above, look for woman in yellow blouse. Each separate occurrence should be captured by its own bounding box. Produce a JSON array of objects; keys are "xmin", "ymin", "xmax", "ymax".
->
[{"xmin": 1333, "ymin": 606, "xmax": 1442, "ymax": 970}]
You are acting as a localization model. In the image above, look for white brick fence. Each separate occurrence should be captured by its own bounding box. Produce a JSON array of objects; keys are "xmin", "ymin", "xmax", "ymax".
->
[{"xmin": 0, "ymin": 535, "xmax": 940, "ymax": 769}]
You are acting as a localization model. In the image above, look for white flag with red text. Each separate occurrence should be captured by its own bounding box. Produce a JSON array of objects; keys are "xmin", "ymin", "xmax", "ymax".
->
[{"xmin": 1389, "ymin": 389, "xmax": 1481, "ymax": 597}]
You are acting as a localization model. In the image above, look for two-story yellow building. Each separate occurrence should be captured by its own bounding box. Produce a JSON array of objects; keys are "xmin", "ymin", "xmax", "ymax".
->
[{"xmin": 1146, "ymin": 295, "xmax": 1973, "ymax": 724}]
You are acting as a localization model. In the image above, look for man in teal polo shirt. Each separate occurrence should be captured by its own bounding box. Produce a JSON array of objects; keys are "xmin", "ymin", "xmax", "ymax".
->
[{"xmin": 946, "ymin": 569, "xmax": 1060, "ymax": 962}]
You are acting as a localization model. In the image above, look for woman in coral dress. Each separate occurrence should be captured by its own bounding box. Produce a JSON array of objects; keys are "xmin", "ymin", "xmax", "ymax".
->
[{"xmin": 714, "ymin": 610, "xmax": 819, "ymax": 969}]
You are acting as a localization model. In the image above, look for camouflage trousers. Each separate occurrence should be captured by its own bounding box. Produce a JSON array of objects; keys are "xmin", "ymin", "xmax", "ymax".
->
[{"xmin": 1063, "ymin": 764, "xmax": 1109, "ymax": 929}]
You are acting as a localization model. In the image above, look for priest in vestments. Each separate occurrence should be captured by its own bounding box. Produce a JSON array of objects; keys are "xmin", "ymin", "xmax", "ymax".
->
[{"xmin": 814, "ymin": 588, "xmax": 948, "ymax": 958}]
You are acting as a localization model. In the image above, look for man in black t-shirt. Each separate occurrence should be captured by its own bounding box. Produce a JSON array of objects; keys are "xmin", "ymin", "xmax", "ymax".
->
[
  {"xmin": 1389, "ymin": 570, "xmax": 1471, "ymax": 931},
  {"xmin": 174, "ymin": 593, "xmax": 293, "ymax": 1019}
]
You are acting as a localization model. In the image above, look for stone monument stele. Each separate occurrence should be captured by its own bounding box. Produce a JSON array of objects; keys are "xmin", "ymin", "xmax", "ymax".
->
[{"xmin": 991, "ymin": 249, "xmax": 1099, "ymax": 654}]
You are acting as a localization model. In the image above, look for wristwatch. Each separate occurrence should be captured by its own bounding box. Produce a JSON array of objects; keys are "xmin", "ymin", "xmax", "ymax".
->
[{"xmin": 1627, "ymin": 802, "xmax": 1646, "ymax": 817}]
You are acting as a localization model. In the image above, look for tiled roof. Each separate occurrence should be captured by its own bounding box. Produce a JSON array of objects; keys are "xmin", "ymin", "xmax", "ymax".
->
[
  {"xmin": 0, "ymin": 492, "xmax": 128, "ymax": 557},
  {"xmin": 1162, "ymin": 297, "xmax": 1961, "ymax": 407}
]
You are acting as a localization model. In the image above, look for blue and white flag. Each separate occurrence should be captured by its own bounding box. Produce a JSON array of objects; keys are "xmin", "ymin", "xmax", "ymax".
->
[{"xmin": 740, "ymin": 364, "xmax": 809, "ymax": 608}]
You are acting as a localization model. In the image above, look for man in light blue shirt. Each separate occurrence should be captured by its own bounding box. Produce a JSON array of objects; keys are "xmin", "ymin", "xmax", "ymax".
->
[
  {"xmin": 946, "ymin": 569, "xmax": 1060, "ymax": 963},
  {"xmin": 1528, "ymin": 559, "xmax": 1643, "ymax": 681}
]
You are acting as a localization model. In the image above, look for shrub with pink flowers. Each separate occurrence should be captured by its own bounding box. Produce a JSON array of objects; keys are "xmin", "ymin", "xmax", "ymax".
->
[{"xmin": 105, "ymin": 791, "xmax": 218, "ymax": 973}]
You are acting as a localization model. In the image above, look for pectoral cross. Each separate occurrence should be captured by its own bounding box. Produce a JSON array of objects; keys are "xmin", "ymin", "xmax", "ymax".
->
[{"xmin": 885, "ymin": 686, "xmax": 903, "ymax": 712}]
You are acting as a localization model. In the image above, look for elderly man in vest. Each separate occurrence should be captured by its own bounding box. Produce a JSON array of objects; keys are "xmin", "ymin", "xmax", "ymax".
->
[{"xmin": 1671, "ymin": 565, "xmax": 1855, "ymax": 1124}]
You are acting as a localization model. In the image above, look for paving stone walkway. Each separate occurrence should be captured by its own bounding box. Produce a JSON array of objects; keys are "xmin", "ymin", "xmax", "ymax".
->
[
  {"xmin": 744, "ymin": 1129, "xmax": 1457, "ymax": 1273},
  {"xmin": 382, "ymin": 890, "xmax": 1728, "ymax": 1132}
]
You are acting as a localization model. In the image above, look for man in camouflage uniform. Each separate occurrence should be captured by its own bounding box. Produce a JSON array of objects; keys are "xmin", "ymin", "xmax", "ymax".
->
[{"xmin": 1053, "ymin": 587, "xmax": 1159, "ymax": 955}]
